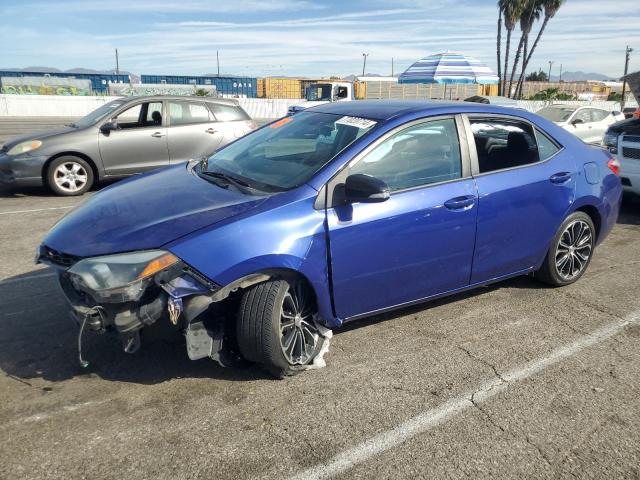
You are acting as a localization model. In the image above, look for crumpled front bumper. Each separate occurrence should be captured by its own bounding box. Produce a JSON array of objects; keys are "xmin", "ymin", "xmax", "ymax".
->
[{"xmin": 0, "ymin": 152, "xmax": 47, "ymax": 187}]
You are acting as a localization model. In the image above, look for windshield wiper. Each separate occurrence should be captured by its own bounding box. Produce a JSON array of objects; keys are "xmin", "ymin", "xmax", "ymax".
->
[{"xmin": 199, "ymin": 170, "xmax": 255, "ymax": 194}]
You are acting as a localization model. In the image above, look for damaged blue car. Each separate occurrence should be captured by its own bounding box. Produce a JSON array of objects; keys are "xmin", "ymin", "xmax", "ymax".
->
[{"xmin": 38, "ymin": 101, "xmax": 622, "ymax": 377}]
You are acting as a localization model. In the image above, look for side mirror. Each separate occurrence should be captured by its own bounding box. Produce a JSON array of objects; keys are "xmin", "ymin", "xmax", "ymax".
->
[
  {"xmin": 100, "ymin": 121, "xmax": 117, "ymax": 134},
  {"xmin": 344, "ymin": 174, "xmax": 390, "ymax": 204},
  {"xmin": 571, "ymin": 118, "xmax": 584, "ymax": 126}
]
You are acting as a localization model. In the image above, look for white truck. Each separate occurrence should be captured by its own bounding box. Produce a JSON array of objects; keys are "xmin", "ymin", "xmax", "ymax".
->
[{"xmin": 288, "ymin": 81, "xmax": 354, "ymax": 115}]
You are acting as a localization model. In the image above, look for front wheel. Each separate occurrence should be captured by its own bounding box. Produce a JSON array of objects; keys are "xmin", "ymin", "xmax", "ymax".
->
[
  {"xmin": 536, "ymin": 212, "xmax": 596, "ymax": 287},
  {"xmin": 236, "ymin": 279, "xmax": 325, "ymax": 378},
  {"xmin": 46, "ymin": 156, "xmax": 94, "ymax": 196}
]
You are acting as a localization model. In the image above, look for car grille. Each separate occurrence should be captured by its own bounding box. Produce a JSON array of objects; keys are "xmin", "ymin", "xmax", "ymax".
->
[
  {"xmin": 622, "ymin": 147, "xmax": 640, "ymax": 160},
  {"xmin": 622, "ymin": 135, "xmax": 640, "ymax": 143},
  {"xmin": 41, "ymin": 245, "xmax": 81, "ymax": 268}
]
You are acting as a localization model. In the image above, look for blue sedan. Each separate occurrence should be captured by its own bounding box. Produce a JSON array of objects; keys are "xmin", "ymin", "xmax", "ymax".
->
[{"xmin": 38, "ymin": 100, "xmax": 622, "ymax": 377}]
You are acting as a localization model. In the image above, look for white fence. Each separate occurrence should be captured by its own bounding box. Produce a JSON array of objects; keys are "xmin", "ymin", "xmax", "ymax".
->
[{"xmin": 0, "ymin": 94, "xmax": 304, "ymax": 120}]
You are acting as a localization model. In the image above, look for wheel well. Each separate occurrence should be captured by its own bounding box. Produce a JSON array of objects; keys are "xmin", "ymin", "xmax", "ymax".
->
[
  {"xmin": 42, "ymin": 152, "xmax": 99, "ymax": 184},
  {"xmin": 575, "ymin": 205, "xmax": 601, "ymax": 241}
]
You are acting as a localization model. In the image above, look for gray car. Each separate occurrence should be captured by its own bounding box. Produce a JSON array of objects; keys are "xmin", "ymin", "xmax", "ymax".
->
[{"xmin": 0, "ymin": 96, "xmax": 256, "ymax": 195}]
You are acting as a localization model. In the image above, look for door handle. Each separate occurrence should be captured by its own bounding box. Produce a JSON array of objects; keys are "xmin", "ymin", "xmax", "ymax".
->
[
  {"xmin": 549, "ymin": 172, "xmax": 572, "ymax": 184},
  {"xmin": 444, "ymin": 195, "xmax": 475, "ymax": 210},
  {"xmin": 151, "ymin": 131, "xmax": 165, "ymax": 138},
  {"xmin": 205, "ymin": 128, "xmax": 217, "ymax": 134}
]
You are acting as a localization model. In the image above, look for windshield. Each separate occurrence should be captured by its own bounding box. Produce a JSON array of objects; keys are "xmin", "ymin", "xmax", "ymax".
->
[
  {"xmin": 203, "ymin": 111, "xmax": 377, "ymax": 191},
  {"xmin": 306, "ymin": 84, "xmax": 333, "ymax": 101},
  {"xmin": 74, "ymin": 100, "xmax": 126, "ymax": 128},
  {"xmin": 537, "ymin": 106, "xmax": 576, "ymax": 123}
]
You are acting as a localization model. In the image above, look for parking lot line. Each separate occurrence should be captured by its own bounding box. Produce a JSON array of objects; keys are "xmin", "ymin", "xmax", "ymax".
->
[
  {"xmin": 0, "ymin": 206, "xmax": 74, "ymax": 215},
  {"xmin": 288, "ymin": 308, "xmax": 640, "ymax": 480}
]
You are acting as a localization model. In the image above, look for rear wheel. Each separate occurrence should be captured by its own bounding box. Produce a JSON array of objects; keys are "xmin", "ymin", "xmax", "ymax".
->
[
  {"xmin": 236, "ymin": 279, "xmax": 324, "ymax": 378},
  {"xmin": 536, "ymin": 212, "xmax": 595, "ymax": 287},
  {"xmin": 46, "ymin": 156, "xmax": 94, "ymax": 196}
]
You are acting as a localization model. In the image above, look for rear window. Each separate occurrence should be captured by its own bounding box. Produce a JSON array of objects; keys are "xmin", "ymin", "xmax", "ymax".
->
[{"xmin": 209, "ymin": 103, "xmax": 250, "ymax": 122}]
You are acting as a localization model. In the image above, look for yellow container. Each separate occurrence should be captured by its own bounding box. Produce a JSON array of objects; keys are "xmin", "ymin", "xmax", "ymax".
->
[
  {"xmin": 264, "ymin": 78, "xmax": 303, "ymax": 99},
  {"xmin": 354, "ymin": 81, "xmax": 367, "ymax": 99},
  {"xmin": 256, "ymin": 78, "xmax": 265, "ymax": 98}
]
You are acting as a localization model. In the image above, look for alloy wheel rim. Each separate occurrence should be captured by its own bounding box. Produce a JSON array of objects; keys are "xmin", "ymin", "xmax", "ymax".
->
[
  {"xmin": 279, "ymin": 283, "xmax": 318, "ymax": 365},
  {"xmin": 555, "ymin": 220, "xmax": 593, "ymax": 280},
  {"xmin": 54, "ymin": 162, "xmax": 88, "ymax": 193}
]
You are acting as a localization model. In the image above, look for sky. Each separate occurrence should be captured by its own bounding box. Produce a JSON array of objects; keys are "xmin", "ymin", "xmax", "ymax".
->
[{"xmin": 1, "ymin": 0, "xmax": 638, "ymax": 79}]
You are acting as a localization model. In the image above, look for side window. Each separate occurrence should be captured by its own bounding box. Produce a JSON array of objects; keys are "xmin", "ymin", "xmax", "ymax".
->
[
  {"xmin": 209, "ymin": 103, "xmax": 250, "ymax": 122},
  {"xmin": 169, "ymin": 101, "xmax": 213, "ymax": 126},
  {"xmin": 350, "ymin": 119, "xmax": 462, "ymax": 191},
  {"xmin": 470, "ymin": 118, "xmax": 540, "ymax": 173},
  {"xmin": 590, "ymin": 109, "xmax": 609, "ymax": 122},
  {"xmin": 115, "ymin": 104, "xmax": 142, "ymax": 129},
  {"xmin": 145, "ymin": 102, "xmax": 163, "ymax": 126},
  {"xmin": 535, "ymin": 129, "xmax": 561, "ymax": 160},
  {"xmin": 336, "ymin": 86, "xmax": 349, "ymax": 99},
  {"xmin": 573, "ymin": 109, "xmax": 592, "ymax": 124}
]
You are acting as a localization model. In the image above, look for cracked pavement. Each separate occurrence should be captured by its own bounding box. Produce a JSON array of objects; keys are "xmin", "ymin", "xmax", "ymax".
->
[{"xmin": 1, "ymin": 132, "xmax": 640, "ymax": 478}]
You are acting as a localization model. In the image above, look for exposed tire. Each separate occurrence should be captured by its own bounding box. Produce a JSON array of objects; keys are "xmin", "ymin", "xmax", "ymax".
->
[
  {"xmin": 536, "ymin": 211, "xmax": 596, "ymax": 287},
  {"xmin": 236, "ymin": 279, "xmax": 324, "ymax": 378},
  {"xmin": 46, "ymin": 156, "xmax": 94, "ymax": 196}
]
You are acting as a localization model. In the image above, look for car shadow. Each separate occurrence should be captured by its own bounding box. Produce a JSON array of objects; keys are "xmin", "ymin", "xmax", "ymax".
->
[{"xmin": 618, "ymin": 193, "xmax": 640, "ymax": 226}]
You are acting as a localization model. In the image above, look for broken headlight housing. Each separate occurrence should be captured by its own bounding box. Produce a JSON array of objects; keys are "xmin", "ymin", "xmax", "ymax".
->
[{"xmin": 67, "ymin": 250, "xmax": 180, "ymax": 303}]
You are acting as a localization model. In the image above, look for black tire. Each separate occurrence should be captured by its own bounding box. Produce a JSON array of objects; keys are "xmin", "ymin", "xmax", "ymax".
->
[
  {"xmin": 536, "ymin": 211, "xmax": 596, "ymax": 287},
  {"xmin": 46, "ymin": 156, "xmax": 94, "ymax": 196},
  {"xmin": 236, "ymin": 279, "xmax": 324, "ymax": 378}
]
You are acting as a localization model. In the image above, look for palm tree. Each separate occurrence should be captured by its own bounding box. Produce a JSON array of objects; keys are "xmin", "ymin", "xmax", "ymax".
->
[
  {"xmin": 500, "ymin": 0, "xmax": 523, "ymax": 96},
  {"xmin": 497, "ymin": 2, "xmax": 503, "ymax": 95},
  {"xmin": 515, "ymin": 0, "xmax": 564, "ymax": 97},
  {"xmin": 508, "ymin": 0, "xmax": 541, "ymax": 98}
]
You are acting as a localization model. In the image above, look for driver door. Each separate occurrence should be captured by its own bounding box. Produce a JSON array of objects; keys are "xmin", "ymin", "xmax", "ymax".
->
[
  {"xmin": 326, "ymin": 117, "xmax": 478, "ymax": 319},
  {"xmin": 99, "ymin": 101, "xmax": 170, "ymax": 176},
  {"xmin": 568, "ymin": 109, "xmax": 598, "ymax": 143}
]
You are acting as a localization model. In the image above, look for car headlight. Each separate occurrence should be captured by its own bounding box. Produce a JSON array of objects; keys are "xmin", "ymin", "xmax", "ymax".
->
[
  {"xmin": 7, "ymin": 140, "xmax": 43, "ymax": 156},
  {"xmin": 67, "ymin": 250, "xmax": 180, "ymax": 302},
  {"xmin": 603, "ymin": 132, "xmax": 619, "ymax": 148}
]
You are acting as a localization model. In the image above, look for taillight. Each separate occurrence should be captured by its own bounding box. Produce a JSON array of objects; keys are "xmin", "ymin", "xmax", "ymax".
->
[
  {"xmin": 634, "ymin": 109, "xmax": 640, "ymax": 119},
  {"xmin": 607, "ymin": 157, "xmax": 620, "ymax": 176}
]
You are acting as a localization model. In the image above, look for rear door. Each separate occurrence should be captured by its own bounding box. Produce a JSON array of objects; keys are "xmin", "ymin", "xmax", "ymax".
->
[
  {"xmin": 207, "ymin": 102, "xmax": 256, "ymax": 148},
  {"xmin": 464, "ymin": 115, "xmax": 573, "ymax": 283},
  {"xmin": 327, "ymin": 116, "xmax": 478, "ymax": 319},
  {"xmin": 166, "ymin": 100, "xmax": 224, "ymax": 163},
  {"xmin": 99, "ymin": 100, "xmax": 170, "ymax": 175}
]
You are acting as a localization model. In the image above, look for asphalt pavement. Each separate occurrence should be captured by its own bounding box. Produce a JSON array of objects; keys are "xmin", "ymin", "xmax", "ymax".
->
[{"xmin": 1, "ymin": 119, "xmax": 640, "ymax": 479}]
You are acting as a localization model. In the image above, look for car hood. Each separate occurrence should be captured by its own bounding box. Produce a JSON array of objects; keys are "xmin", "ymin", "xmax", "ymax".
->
[
  {"xmin": 42, "ymin": 164, "xmax": 268, "ymax": 258},
  {"xmin": 2, "ymin": 126, "xmax": 77, "ymax": 149},
  {"xmin": 608, "ymin": 118, "xmax": 640, "ymax": 135}
]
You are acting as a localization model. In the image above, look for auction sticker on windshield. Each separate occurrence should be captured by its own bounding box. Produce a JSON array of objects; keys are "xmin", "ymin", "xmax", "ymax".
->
[{"xmin": 335, "ymin": 116, "xmax": 377, "ymax": 129}]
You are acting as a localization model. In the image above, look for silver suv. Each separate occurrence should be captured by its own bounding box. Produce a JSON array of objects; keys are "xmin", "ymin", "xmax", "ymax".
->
[{"xmin": 0, "ymin": 96, "xmax": 256, "ymax": 195}]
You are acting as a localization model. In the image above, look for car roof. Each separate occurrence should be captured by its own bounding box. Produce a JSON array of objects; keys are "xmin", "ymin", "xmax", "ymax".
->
[
  {"xmin": 114, "ymin": 95, "xmax": 240, "ymax": 105},
  {"xmin": 309, "ymin": 99, "xmax": 534, "ymax": 122}
]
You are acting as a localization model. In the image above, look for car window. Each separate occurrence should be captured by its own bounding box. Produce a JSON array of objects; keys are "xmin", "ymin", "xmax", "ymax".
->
[
  {"xmin": 535, "ymin": 129, "xmax": 561, "ymax": 160},
  {"xmin": 573, "ymin": 109, "xmax": 592, "ymax": 124},
  {"xmin": 115, "ymin": 104, "xmax": 143, "ymax": 129},
  {"xmin": 537, "ymin": 107, "xmax": 575, "ymax": 122},
  {"xmin": 349, "ymin": 119, "xmax": 462, "ymax": 191},
  {"xmin": 209, "ymin": 103, "xmax": 250, "ymax": 122},
  {"xmin": 145, "ymin": 102, "xmax": 163, "ymax": 126},
  {"xmin": 169, "ymin": 101, "xmax": 213, "ymax": 126},
  {"xmin": 470, "ymin": 118, "xmax": 540, "ymax": 173},
  {"xmin": 589, "ymin": 109, "xmax": 609, "ymax": 122}
]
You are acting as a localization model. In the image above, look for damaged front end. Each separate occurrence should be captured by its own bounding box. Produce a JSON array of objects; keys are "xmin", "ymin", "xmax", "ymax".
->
[{"xmin": 37, "ymin": 245, "xmax": 241, "ymax": 368}]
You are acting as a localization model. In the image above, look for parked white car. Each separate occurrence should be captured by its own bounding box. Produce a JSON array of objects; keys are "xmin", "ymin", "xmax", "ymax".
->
[{"xmin": 537, "ymin": 105, "xmax": 624, "ymax": 144}]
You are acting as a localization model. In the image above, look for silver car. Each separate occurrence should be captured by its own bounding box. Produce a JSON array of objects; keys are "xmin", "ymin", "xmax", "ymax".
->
[
  {"xmin": 0, "ymin": 96, "xmax": 256, "ymax": 195},
  {"xmin": 536, "ymin": 105, "xmax": 624, "ymax": 145}
]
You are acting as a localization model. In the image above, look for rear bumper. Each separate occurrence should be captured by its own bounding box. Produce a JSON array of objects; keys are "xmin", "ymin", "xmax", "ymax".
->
[{"xmin": 0, "ymin": 152, "xmax": 46, "ymax": 187}]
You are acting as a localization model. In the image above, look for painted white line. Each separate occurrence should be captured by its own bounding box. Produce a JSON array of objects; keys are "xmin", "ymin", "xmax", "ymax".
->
[
  {"xmin": 14, "ymin": 400, "xmax": 110, "ymax": 426},
  {"xmin": 0, "ymin": 271, "xmax": 56, "ymax": 285},
  {"xmin": 289, "ymin": 309, "xmax": 640, "ymax": 480},
  {"xmin": 0, "ymin": 205, "xmax": 73, "ymax": 215}
]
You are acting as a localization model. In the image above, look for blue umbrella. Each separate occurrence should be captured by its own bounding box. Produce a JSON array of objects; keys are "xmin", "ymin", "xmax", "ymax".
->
[{"xmin": 399, "ymin": 52, "xmax": 499, "ymax": 85}]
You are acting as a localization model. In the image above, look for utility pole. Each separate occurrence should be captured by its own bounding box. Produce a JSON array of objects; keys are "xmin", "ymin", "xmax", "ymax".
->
[
  {"xmin": 548, "ymin": 61, "xmax": 554, "ymax": 83},
  {"xmin": 216, "ymin": 50, "xmax": 220, "ymax": 77},
  {"xmin": 115, "ymin": 48, "xmax": 120, "ymax": 77},
  {"xmin": 391, "ymin": 57, "xmax": 394, "ymax": 77},
  {"xmin": 621, "ymin": 46, "xmax": 633, "ymax": 109},
  {"xmin": 559, "ymin": 63, "xmax": 563, "ymax": 82},
  {"xmin": 362, "ymin": 53, "xmax": 369, "ymax": 77}
]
